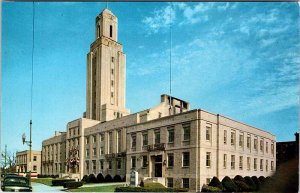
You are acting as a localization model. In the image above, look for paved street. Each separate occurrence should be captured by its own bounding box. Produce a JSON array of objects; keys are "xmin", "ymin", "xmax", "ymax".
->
[{"xmin": 31, "ymin": 182, "xmax": 64, "ymax": 192}]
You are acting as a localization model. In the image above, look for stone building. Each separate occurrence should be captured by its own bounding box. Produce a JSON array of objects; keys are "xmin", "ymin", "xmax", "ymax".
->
[
  {"xmin": 41, "ymin": 7, "xmax": 276, "ymax": 191},
  {"xmin": 16, "ymin": 150, "xmax": 41, "ymax": 177},
  {"xmin": 276, "ymin": 132, "xmax": 299, "ymax": 168}
]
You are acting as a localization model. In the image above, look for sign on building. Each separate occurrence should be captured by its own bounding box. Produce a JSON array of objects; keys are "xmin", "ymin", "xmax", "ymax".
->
[{"xmin": 130, "ymin": 170, "xmax": 138, "ymax": 187}]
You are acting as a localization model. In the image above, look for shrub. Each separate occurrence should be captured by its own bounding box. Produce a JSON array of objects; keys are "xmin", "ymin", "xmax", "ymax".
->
[
  {"xmin": 251, "ymin": 176, "xmax": 261, "ymax": 191},
  {"xmin": 113, "ymin": 175, "xmax": 122, "ymax": 182},
  {"xmin": 81, "ymin": 175, "xmax": 88, "ymax": 182},
  {"xmin": 104, "ymin": 174, "xmax": 113, "ymax": 182},
  {"xmin": 201, "ymin": 184, "xmax": 221, "ymax": 192},
  {"xmin": 208, "ymin": 176, "xmax": 223, "ymax": 190},
  {"xmin": 87, "ymin": 174, "xmax": 97, "ymax": 183},
  {"xmin": 52, "ymin": 179, "xmax": 75, "ymax": 186},
  {"xmin": 140, "ymin": 180, "xmax": 144, "ymax": 187},
  {"xmin": 115, "ymin": 187, "xmax": 188, "ymax": 192},
  {"xmin": 63, "ymin": 181, "xmax": 83, "ymax": 189},
  {"xmin": 97, "ymin": 173, "xmax": 104, "ymax": 183},
  {"xmin": 259, "ymin": 176, "xmax": 266, "ymax": 185},
  {"xmin": 221, "ymin": 176, "xmax": 238, "ymax": 192},
  {"xmin": 234, "ymin": 180, "xmax": 251, "ymax": 192},
  {"xmin": 244, "ymin": 176, "xmax": 256, "ymax": 191},
  {"xmin": 51, "ymin": 175, "xmax": 55, "ymax": 178},
  {"xmin": 122, "ymin": 176, "xmax": 126, "ymax": 182},
  {"xmin": 233, "ymin": 175, "xmax": 245, "ymax": 183}
]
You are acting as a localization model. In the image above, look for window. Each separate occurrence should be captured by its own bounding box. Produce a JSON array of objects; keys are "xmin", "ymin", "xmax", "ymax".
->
[
  {"xmin": 111, "ymin": 80, "xmax": 114, "ymax": 87},
  {"xmin": 111, "ymin": 69, "xmax": 114, "ymax": 75},
  {"xmin": 239, "ymin": 156, "xmax": 243, "ymax": 170},
  {"xmin": 100, "ymin": 160, "xmax": 104, "ymax": 170},
  {"xmin": 117, "ymin": 159, "xmax": 122, "ymax": 169},
  {"xmin": 86, "ymin": 137, "xmax": 89, "ymax": 144},
  {"xmin": 97, "ymin": 25, "xmax": 100, "ymax": 38},
  {"xmin": 183, "ymin": 124, "xmax": 191, "ymax": 141},
  {"xmin": 206, "ymin": 178, "xmax": 211, "ymax": 185},
  {"xmin": 111, "ymin": 57, "xmax": 114, "ymax": 63},
  {"xmin": 167, "ymin": 178, "xmax": 173, "ymax": 188},
  {"xmin": 110, "ymin": 25, "xmax": 113, "ymax": 38},
  {"xmin": 271, "ymin": 161, "xmax": 274, "ymax": 171},
  {"xmin": 224, "ymin": 130, "xmax": 227, "ymax": 144},
  {"xmin": 100, "ymin": 146, "xmax": 104, "ymax": 155},
  {"xmin": 247, "ymin": 157, "xmax": 250, "ymax": 170},
  {"xmin": 108, "ymin": 132, "xmax": 113, "ymax": 154},
  {"xmin": 206, "ymin": 152, "xmax": 211, "ymax": 167},
  {"xmin": 33, "ymin": 156, "xmax": 37, "ymax": 161},
  {"xmin": 182, "ymin": 178, "xmax": 189, "ymax": 189},
  {"xmin": 93, "ymin": 160, "xmax": 96, "ymax": 170},
  {"xmin": 206, "ymin": 124, "xmax": 211, "ymax": 141},
  {"xmin": 182, "ymin": 152, "xmax": 190, "ymax": 167},
  {"xmin": 131, "ymin": 134, "xmax": 136, "ymax": 149},
  {"xmin": 33, "ymin": 165, "xmax": 37, "ymax": 171},
  {"xmin": 266, "ymin": 160, "xmax": 268, "ymax": 171},
  {"xmin": 117, "ymin": 130, "xmax": 121, "ymax": 153},
  {"xmin": 231, "ymin": 155, "xmax": 235, "ymax": 169},
  {"xmin": 155, "ymin": 130, "xmax": 160, "ymax": 144},
  {"xmin": 131, "ymin": 156, "xmax": 136, "ymax": 168},
  {"xmin": 142, "ymin": 133, "xmax": 148, "ymax": 146},
  {"xmin": 247, "ymin": 135, "xmax": 251, "ymax": 149},
  {"xmin": 260, "ymin": 140, "xmax": 264, "ymax": 151},
  {"xmin": 168, "ymin": 153, "xmax": 174, "ymax": 167},
  {"xmin": 86, "ymin": 161, "xmax": 89, "ymax": 170},
  {"xmin": 86, "ymin": 149, "xmax": 89, "ymax": 158},
  {"xmin": 93, "ymin": 148, "xmax": 96, "ymax": 157},
  {"xmin": 231, "ymin": 131, "xmax": 235, "ymax": 145},
  {"xmin": 271, "ymin": 143, "xmax": 274, "ymax": 155},
  {"xmin": 168, "ymin": 128, "xmax": 174, "ymax": 143},
  {"xmin": 239, "ymin": 134, "xmax": 244, "ymax": 147},
  {"xmin": 142, "ymin": 156, "xmax": 148, "ymax": 168},
  {"xmin": 254, "ymin": 158, "xmax": 257, "ymax": 170},
  {"xmin": 93, "ymin": 135, "xmax": 96, "ymax": 143},
  {"xmin": 266, "ymin": 142, "xmax": 269, "ymax": 153},
  {"xmin": 254, "ymin": 138, "xmax": 258, "ymax": 150},
  {"xmin": 223, "ymin": 154, "xmax": 227, "ymax": 169},
  {"xmin": 108, "ymin": 161, "xmax": 112, "ymax": 169},
  {"xmin": 260, "ymin": 159, "xmax": 263, "ymax": 171},
  {"xmin": 111, "ymin": 92, "xmax": 114, "ymax": 98}
]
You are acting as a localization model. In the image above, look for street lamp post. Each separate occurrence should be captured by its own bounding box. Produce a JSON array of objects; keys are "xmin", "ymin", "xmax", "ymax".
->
[{"xmin": 22, "ymin": 120, "xmax": 32, "ymax": 186}]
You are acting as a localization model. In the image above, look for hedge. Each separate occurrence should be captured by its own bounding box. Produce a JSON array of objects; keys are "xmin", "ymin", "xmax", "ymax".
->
[
  {"xmin": 113, "ymin": 175, "xmax": 122, "ymax": 182},
  {"xmin": 251, "ymin": 176, "xmax": 261, "ymax": 191},
  {"xmin": 259, "ymin": 176, "xmax": 266, "ymax": 185},
  {"xmin": 87, "ymin": 174, "xmax": 97, "ymax": 183},
  {"xmin": 115, "ymin": 187, "xmax": 188, "ymax": 192},
  {"xmin": 81, "ymin": 175, "xmax": 88, "ymax": 182},
  {"xmin": 221, "ymin": 176, "xmax": 238, "ymax": 192},
  {"xmin": 104, "ymin": 174, "xmax": 113, "ymax": 182},
  {"xmin": 201, "ymin": 185, "xmax": 221, "ymax": 192},
  {"xmin": 244, "ymin": 176, "xmax": 256, "ymax": 191},
  {"xmin": 235, "ymin": 180, "xmax": 251, "ymax": 192},
  {"xmin": 97, "ymin": 173, "xmax": 105, "ymax": 183},
  {"xmin": 233, "ymin": 175, "xmax": 245, "ymax": 183},
  {"xmin": 63, "ymin": 181, "xmax": 83, "ymax": 189},
  {"xmin": 122, "ymin": 176, "xmax": 126, "ymax": 182},
  {"xmin": 208, "ymin": 176, "xmax": 223, "ymax": 190},
  {"xmin": 52, "ymin": 179, "xmax": 75, "ymax": 186}
]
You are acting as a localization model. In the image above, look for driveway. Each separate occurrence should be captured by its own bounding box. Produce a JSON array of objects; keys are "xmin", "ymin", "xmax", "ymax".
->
[{"xmin": 31, "ymin": 182, "xmax": 64, "ymax": 192}]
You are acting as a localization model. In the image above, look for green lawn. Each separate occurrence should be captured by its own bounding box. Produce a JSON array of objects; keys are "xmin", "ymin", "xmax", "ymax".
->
[
  {"xmin": 144, "ymin": 182, "xmax": 166, "ymax": 189},
  {"xmin": 31, "ymin": 178, "xmax": 53, "ymax": 186},
  {"xmin": 66, "ymin": 185, "xmax": 120, "ymax": 192}
]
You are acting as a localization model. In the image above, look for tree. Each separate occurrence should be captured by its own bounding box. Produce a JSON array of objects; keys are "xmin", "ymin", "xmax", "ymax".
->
[{"xmin": 1, "ymin": 148, "xmax": 16, "ymax": 174}]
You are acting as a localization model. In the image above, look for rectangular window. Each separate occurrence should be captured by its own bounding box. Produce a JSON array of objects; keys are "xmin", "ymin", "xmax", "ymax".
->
[
  {"xmin": 93, "ymin": 148, "xmax": 96, "ymax": 157},
  {"xmin": 239, "ymin": 134, "xmax": 244, "ymax": 147},
  {"xmin": 110, "ymin": 25, "xmax": 113, "ymax": 37},
  {"xmin": 131, "ymin": 134, "xmax": 136, "ymax": 149},
  {"xmin": 168, "ymin": 153, "xmax": 174, "ymax": 167},
  {"xmin": 111, "ymin": 80, "xmax": 114, "ymax": 87},
  {"xmin": 86, "ymin": 149, "xmax": 89, "ymax": 158},
  {"xmin": 247, "ymin": 135, "xmax": 251, "ymax": 149},
  {"xmin": 231, "ymin": 155, "xmax": 235, "ymax": 169},
  {"xmin": 260, "ymin": 140, "xmax": 264, "ymax": 151},
  {"xmin": 111, "ymin": 92, "xmax": 114, "ymax": 98},
  {"xmin": 271, "ymin": 143, "xmax": 274, "ymax": 155},
  {"xmin": 108, "ymin": 161, "xmax": 112, "ymax": 169},
  {"xmin": 100, "ymin": 160, "xmax": 104, "ymax": 170},
  {"xmin": 100, "ymin": 134, "xmax": 104, "ymax": 142},
  {"xmin": 33, "ymin": 165, "xmax": 37, "ymax": 171},
  {"xmin": 266, "ymin": 142, "xmax": 269, "ymax": 153},
  {"xmin": 183, "ymin": 124, "xmax": 191, "ymax": 141},
  {"xmin": 260, "ymin": 159, "xmax": 263, "ymax": 171},
  {"xmin": 33, "ymin": 156, "xmax": 37, "ymax": 161},
  {"xmin": 86, "ymin": 137, "xmax": 89, "ymax": 144},
  {"xmin": 117, "ymin": 130, "xmax": 121, "ymax": 153},
  {"xmin": 239, "ymin": 156, "xmax": 243, "ymax": 170},
  {"xmin": 108, "ymin": 132, "xmax": 113, "ymax": 154},
  {"xmin": 167, "ymin": 178, "xmax": 173, "ymax": 188},
  {"xmin": 93, "ymin": 135, "xmax": 96, "ymax": 143},
  {"xmin": 117, "ymin": 159, "xmax": 122, "ymax": 169},
  {"xmin": 271, "ymin": 161, "xmax": 274, "ymax": 171},
  {"xmin": 142, "ymin": 156, "xmax": 148, "ymax": 168},
  {"xmin": 100, "ymin": 146, "xmax": 104, "ymax": 155},
  {"xmin": 111, "ymin": 69, "xmax": 114, "ymax": 75},
  {"xmin": 168, "ymin": 128, "xmax": 175, "ymax": 143},
  {"xmin": 111, "ymin": 57, "xmax": 114, "ymax": 63},
  {"xmin": 86, "ymin": 161, "xmax": 89, "ymax": 170},
  {"xmin": 223, "ymin": 154, "xmax": 227, "ymax": 169},
  {"xmin": 231, "ymin": 131, "xmax": 235, "ymax": 146},
  {"xmin": 131, "ymin": 156, "xmax": 136, "ymax": 168},
  {"xmin": 224, "ymin": 130, "xmax": 227, "ymax": 144},
  {"xmin": 182, "ymin": 152, "xmax": 190, "ymax": 167},
  {"xmin": 182, "ymin": 178, "xmax": 189, "ymax": 189},
  {"xmin": 254, "ymin": 158, "xmax": 257, "ymax": 170},
  {"xmin": 247, "ymin": 157, "xmax": 250, "ymax": 170},
  {"xmin": 206, "ymin": 125, "xmax": 211, "ymax": 141},
  {"xmin": 142, "ymin": 133, "xmax": 148, "ymax": 146},
  {"xmin": 254, "ymin": 138, "xmax": 258, "ymax": 150},
  {"xmin": 206, "ymin": 152, "xmax": 211, "ymax": 167},
  {"xmin": 266, "ymin": 160, "xmax": 268, "ymax": 171},
  {"xmin": 155, "ymin": 130, "xmax": 160, "ymax": 144},
  {"xmin": 93, "ymin": 160, "xmax": 96, "ymax": 170}
]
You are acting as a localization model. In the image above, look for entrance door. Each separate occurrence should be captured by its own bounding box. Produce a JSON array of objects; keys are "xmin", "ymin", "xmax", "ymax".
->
[{"xmin": 155, "ymin": 163, "xmax": 162, "ymax": 177}]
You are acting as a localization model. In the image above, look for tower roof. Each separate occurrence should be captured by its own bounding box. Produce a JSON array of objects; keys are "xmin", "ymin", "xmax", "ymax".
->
[{"xmin": 100, "ymin": 8, "xmax": 115, "ymax": 17}]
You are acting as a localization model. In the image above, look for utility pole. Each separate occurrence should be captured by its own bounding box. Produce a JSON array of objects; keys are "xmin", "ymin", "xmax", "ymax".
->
[
  {"xmin": 29, "ymin": 120, "xmax": 32, "ymax": 186},
  {"xmin": 4, "ymin": 144, "xmax": 7, "ymax": 175}
]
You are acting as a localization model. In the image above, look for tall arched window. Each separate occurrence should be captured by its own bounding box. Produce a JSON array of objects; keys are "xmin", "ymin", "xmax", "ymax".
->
[
  {"xmin": 97, "ymin": 25, "xmax": 101, "ymax": 38},
  {"xmin": 110, "ymin": 25, "xmax": 113, "ymax": 38}
]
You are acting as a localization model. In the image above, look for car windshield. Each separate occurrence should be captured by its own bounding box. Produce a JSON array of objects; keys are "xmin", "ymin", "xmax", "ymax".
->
[{"xmin": 3, "ymin": 177, "xmax": 29, "ymax": 187}]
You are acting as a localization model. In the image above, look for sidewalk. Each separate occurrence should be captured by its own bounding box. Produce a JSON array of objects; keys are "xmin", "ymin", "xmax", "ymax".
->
[
  {"xmin": 82, "ymin": 182, "xmax": 128, "ymax": 187},
  {"xmin": 31, "ymin": 182, "xmax": 64, "ymax": 192}
]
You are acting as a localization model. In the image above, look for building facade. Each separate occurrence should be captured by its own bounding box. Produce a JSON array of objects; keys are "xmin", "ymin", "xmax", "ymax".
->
[
  {"xmin": 41, "ymin": 7, "xmax": 276, "ymax": 191},
  {"xmin": 276, "ymin": 132, "xmax": 299, "ymax": 168},
  {"xmin": 16, "ymin": 150, "xmax": 41, "ymax": 177}
]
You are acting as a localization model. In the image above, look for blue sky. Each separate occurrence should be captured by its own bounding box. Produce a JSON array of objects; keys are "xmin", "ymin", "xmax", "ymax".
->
[{"xmin": 2, "ymin": 2, "xmax": 299, "ymax": 153}]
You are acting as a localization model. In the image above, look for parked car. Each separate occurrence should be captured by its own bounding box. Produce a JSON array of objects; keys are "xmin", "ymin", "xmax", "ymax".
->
[{"xmin": 1, "ymin": 176, "xmax": 32, "ymax": 192}]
